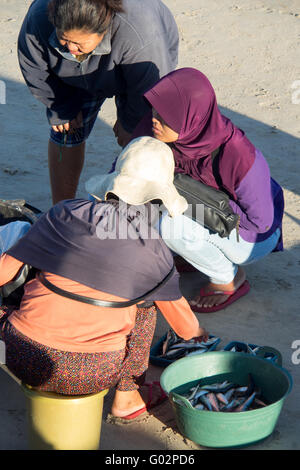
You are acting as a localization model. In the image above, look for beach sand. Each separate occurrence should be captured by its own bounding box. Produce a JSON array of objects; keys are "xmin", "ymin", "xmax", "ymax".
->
[{"xmin": 0, "ymin": 0, "xmax": 299, "ymax": 450}]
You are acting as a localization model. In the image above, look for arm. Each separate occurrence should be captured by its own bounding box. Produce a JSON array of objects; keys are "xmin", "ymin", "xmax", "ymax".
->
[
  {"xmin": 18, "ymin": 16, "xmax": 82, "ymax": 126},
  {"xmin": 115, "ymin": 59, "xmax": 160, "ymax": 135},
  {"xmin": 155, "ymin": 296, "xmax": 208, "ymax": 340},
  {"xmin": 110, "ymin": 111, "xmax": 153, "ymax": 168},
  {"xmin": 0, "ymin": 254, "xmax": 24, "ymax": 287},
  {"xmin": 229, "ymin": 150, "xmax": 274, "ymax": 233},
  {"xmin": 115, "ymin": 16, "xmax": 177, "ymax": 134}
]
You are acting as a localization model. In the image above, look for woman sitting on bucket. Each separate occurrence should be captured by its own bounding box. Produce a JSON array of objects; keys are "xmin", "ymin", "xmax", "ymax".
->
[{"xmin": 0, "ymin": 137, "xmax": 208, "ymax": 422}]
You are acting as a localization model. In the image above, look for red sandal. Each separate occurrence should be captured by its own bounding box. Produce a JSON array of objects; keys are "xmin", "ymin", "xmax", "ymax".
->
[
  {"xmin": 190, "ymin": 280, "xmax": 250, "ymax": 313},
  {"xmin": 106, "ymin": 381, "xmax": 168, "ymax": 424}
]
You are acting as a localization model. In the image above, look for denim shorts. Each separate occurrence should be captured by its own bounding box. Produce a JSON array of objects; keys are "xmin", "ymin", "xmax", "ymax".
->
[{"xmin": 49, "ymin": 98, "xmax": 105, "ymax": 147}]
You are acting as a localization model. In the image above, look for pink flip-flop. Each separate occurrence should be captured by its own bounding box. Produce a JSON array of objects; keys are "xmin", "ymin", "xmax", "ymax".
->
[{"xmin": 190, "ymin": 280, "xmax": 251, "ymax": 313}]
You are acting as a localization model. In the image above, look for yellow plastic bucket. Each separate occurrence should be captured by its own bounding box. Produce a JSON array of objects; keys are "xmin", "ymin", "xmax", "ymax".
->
[{"xmin": 22, "ymin": 385, "xmax": 109, "ymax": 450}]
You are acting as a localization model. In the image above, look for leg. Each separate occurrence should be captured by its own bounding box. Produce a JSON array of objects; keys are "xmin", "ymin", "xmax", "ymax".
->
[
  {"xmin": 191, "ymin": 227, "xmax": 281, "ymax": 309},
  {"xmin": 48, "ymin": 98, "xmax": 105, "ymax": 204},
  {"xmin": 111, "ymin": 305, "xmax": 157, "ymax": 417},
  {"xmin": 190, "ymin": 266, "xmax": 246, "ymax": 309},
  {"xmin": 160, "ymin": 212, "xmax": 280, "ymax": 310},
  {"xmin": 48, "ymin": 140, "xmax": 85, "ymax": 204}
]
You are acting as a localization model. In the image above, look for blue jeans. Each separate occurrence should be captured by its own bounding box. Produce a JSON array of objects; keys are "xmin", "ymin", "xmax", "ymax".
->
[{"xmin": 159, "ymin": 212, "xmax": 281, "ymax": 285}]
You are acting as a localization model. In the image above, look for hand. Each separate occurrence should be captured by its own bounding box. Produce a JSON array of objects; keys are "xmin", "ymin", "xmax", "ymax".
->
[
  {"xmin": 51, "ymin": 111, "xmax": 83, "ymax": 134},
  {"xmin": 193, "ymin": 327, "xmax": 209, "ymax": 343},
  {"xmin": 113, "ymin": 119, "xmax": 132, "ymax": 148}
]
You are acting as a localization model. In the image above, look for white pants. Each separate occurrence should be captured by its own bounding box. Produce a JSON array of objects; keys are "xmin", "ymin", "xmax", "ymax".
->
[{"xmin": 159, "ymin": 212, "xmax": 281, "ymax": 285}]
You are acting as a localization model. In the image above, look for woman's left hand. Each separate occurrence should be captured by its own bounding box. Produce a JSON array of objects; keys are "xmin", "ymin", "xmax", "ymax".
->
[{"xmin": 193, "ymin": 327, "xmax": 209, "ymax": 343}]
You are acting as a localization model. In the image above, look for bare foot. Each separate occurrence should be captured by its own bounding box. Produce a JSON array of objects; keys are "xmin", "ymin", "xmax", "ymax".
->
[
  {"xmin": 111, "ymin": 390, "xmax": 146, "ymax": 418},
  {"xmin": 190, "ymin": 267, "xmax": 246, "ymax": 309}
]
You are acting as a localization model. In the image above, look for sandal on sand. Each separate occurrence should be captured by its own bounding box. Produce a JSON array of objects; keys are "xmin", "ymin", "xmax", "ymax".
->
[
  {"xmin": 106, "ymin": 405, "xmax": 148, "ymax": 424},
  {"xmin": 106, "ymin": 381, "xmax": 168, "ymax": 424},
  {"xmin": 190, "ymin": 280, "xmax": 250, "ymax": 313}
]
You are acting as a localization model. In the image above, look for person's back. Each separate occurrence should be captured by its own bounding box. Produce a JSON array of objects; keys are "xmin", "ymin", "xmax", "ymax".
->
[{"xmin": 0, "ymin": 138, "xmax": 207, "ymax": 418}]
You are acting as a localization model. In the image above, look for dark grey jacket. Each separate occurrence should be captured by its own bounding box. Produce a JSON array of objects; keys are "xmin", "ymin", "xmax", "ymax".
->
[{"xmin": 18, "ymin": 0, "xmax": 179, "ymax": 132}]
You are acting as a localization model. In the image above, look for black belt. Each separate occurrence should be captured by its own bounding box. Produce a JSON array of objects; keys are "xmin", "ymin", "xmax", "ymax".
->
[{"xmin": 37, "ymin": 265, "xmax": 175, "ymax": 308}]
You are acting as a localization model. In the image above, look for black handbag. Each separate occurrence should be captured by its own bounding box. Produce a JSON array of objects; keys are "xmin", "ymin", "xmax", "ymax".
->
[
  {"xmin": 0, "ymin": 199, "xmax": 41, "ymax": 226},
  {"xmin": 173, "ymin": 148, "xmax": 240, "ymax": 239},
  {"xmin": 0, "ymin": 199, "xmax": 42, "ymax": 307}
]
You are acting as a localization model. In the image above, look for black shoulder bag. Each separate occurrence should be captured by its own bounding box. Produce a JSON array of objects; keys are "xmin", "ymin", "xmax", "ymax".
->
[
  {"xmin": 173, "ymin": 147, "xmax": 240, "ymax": 239},
  {"xmin": 0, "ymin": 199, "xmax": 42, "ymax": 307}
]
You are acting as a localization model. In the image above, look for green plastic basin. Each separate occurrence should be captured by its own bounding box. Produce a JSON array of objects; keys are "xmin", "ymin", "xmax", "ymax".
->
[{"xmin": 160, "ymin": 351, "xmax": 292, "ymax": 448}]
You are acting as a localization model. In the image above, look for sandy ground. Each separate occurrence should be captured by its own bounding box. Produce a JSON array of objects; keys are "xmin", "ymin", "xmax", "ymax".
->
[{"xmin": 0, "ymin": 0, "xmax": 300, "ymax": 451}]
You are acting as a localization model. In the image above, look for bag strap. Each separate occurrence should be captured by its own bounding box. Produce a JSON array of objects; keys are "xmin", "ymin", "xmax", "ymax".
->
[
  {"xmin": 211, "ymin": 145, "xmax": 232, "ymax": 198},
  {"xmin": 0, "ymin": 264, "xmax": 32, "ymax": 298},
  {"xmin": 37, "ymin": 265, "xmax": 176, "ymax": 308},
  {"xmin": 210, "ymin": 146, "xmax": 222, "ymax": 187}
]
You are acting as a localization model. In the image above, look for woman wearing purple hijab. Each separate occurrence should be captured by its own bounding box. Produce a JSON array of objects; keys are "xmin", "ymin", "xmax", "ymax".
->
[{"xmin": 131, "ymin": 68, "xmax": 284, "ymax": 313}]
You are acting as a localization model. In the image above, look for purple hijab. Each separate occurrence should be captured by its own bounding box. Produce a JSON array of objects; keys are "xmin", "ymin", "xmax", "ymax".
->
[
  {"xmin": 132, "ymin": 68, "xmax": 256, "ymax": 200},
  {"xmin": 7, "ymin": 199, "xmax": 182, "ymax": 302}
]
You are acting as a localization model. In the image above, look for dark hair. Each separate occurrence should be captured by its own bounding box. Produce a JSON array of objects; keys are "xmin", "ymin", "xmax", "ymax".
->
[{"xmin": 48, "ymin": 0, "xmax": 123, "ymax": 34}]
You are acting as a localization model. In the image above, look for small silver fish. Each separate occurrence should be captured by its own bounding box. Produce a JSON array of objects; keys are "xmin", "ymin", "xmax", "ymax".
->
[
  {"xmin": 182, "ymin": 375, "xmax": 268, "ymax": 413},
  {"xmin": 185, "ymin": 349, "xmax": 207, "ymax": 357},
  {"xmin": 234, "ymin": 391, "xmax": 256, "ymax": 412},
  {"xmin": 206, "ymin": 392, "xmax": 220, "ymax": 412},
  {"xmin": 162, "ymin": 329, "xmax": 179, "ymax": 355},
  {"xmin": 199, "ymin": 381, "xmax": 235, "ymax": 393},
  {"xmin": 194, "ymin": 404, "xmax": 205, "ymax": 410},
  {"xmin": 168, "ymin": 342, "xmax": 207, "ymax": 350},
  {"xmin": 224, "ymin": 399, "xmax": 236, "ymax": 410},
  {"xmin": 224, "ymin": 388, "xmax": 235, "ymax": 402},
  {"xmin": 186, "ymin": 384, "xmax": 201, "ymax": 402},
  {"xmin": 199, "ymin": 394, "xmax": 213, "ymax": 411},
  {"xmin": 216, "ymin": 392, "xmax": 228, "ymax": 405},
  {"xmin": 193, "ymin": 389, "xmax": 210, "ymax": 401},
  {"xmin": 246, "ymin": 344, "xmax": 256, "ymax": 355},
  {"xmin": 235, "ymin": 386, "xmax": 248, "ymax": 395},
  {"xmin": 254, "ymin": 397, "xmax": 268, "ymax": 407},
  {"xmin": 159, "ymin": 348, "xmax": 185, "ymax": 360}
]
